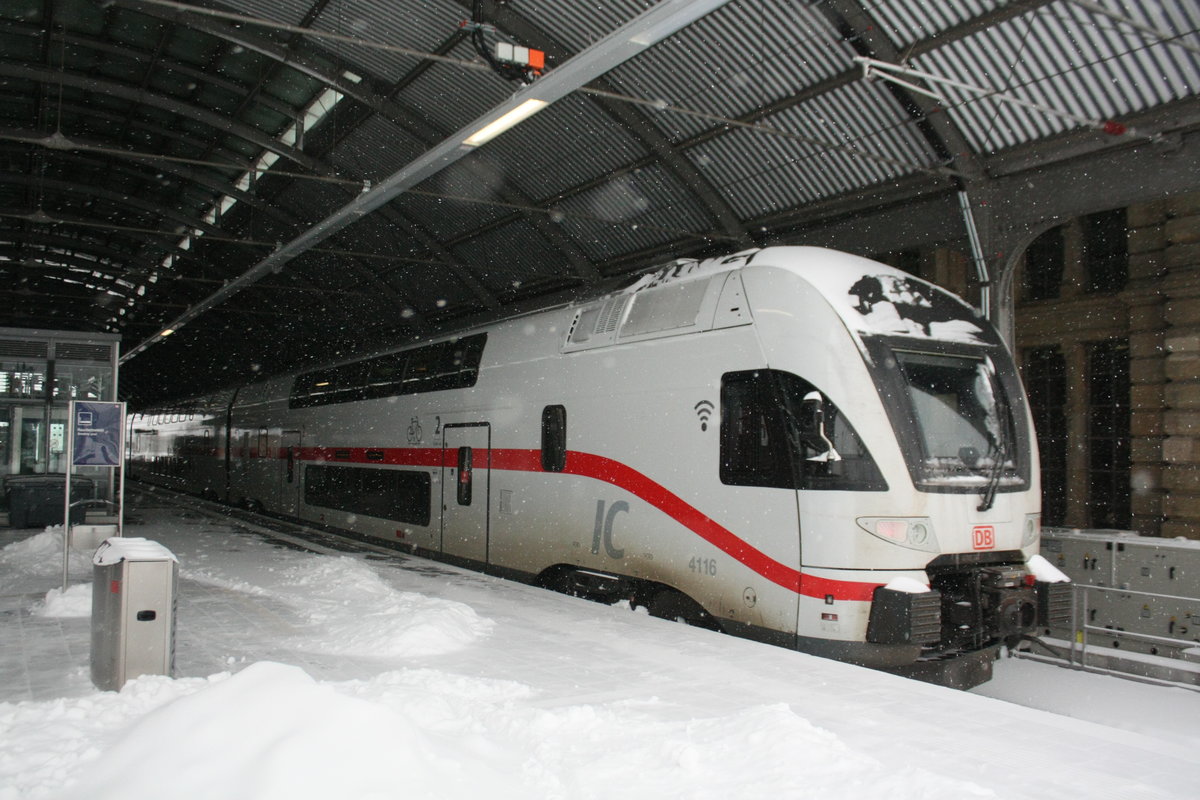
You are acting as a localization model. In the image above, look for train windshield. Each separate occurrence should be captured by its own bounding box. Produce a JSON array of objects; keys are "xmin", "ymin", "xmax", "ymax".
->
[{"xmin": 875, "ymin": 344, "xmax": 1029, "ymax": 495}]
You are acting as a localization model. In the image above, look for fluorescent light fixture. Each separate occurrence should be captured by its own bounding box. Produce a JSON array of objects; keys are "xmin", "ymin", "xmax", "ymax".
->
[
  {"xmin": 463, "ymin": 99, "xmax": 548, "ymax": 147},
  {"xmin": 159, "ymin": 328, "xmax": 175, "ymax": 337}
]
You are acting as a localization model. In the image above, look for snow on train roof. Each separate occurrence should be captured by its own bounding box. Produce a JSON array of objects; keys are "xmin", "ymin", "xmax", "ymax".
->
[
  {"xmin": 624, "ymin": 247, "xmax": 989, "ymax": 345},
  {"xmin": 620, "ymin": 249, "xmax": 758, "ymax": 293},
  {"xmin": 756, "ymin": 247, "xmax": 988, "ymax": 345}
]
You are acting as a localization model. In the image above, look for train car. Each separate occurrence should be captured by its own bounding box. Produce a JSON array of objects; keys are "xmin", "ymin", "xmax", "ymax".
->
[
  {"xmin": 127, "ymin": 389, "xmax": 234, "ymax": 497},
  {"xmin": 128, "ymin": 246, "xmax": 1071, "ymax": 688}
]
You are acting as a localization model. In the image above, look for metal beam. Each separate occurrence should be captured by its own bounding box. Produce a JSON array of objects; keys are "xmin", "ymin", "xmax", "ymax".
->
[
  {"xmin": 0, "ymin": 62, "xmax": 329, "ymax": 175},
  {"xmin": 474, "ymin": 0, "xmax": 751, "ymax": 247},
  {"xmin": 107, "ymin": 1, "xmax": 551, "ymax": 310},
  {"xmin": 818, "ymin": 0, "xmax": 986, "ymax": 181},
  {"xmin": 120, "ymin": 0, "xmax": 734, "ymax": 363},
  {"xmin": 0, "ymin": 172, "xmax": 225, "ymax": 238}
]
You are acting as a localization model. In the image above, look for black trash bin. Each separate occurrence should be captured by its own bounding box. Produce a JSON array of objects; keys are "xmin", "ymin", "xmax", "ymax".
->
[{"xmin": 4, "ymin": 474, "xmax": 95, "ymax": 528}]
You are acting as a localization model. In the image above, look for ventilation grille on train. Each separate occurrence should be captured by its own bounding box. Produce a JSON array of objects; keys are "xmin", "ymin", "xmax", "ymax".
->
[
  {"xmin": 567, "ymin": 296, "xmax": 630, "ymax": 346},
  {"xmin": 595, "ymin": 297, "xmax": 628, "ymax": 334}
]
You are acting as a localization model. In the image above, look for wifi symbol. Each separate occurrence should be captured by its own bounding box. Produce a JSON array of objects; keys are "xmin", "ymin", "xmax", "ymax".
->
[{"xmin": 694, "ymin": 400, "xmax": 715, "ymax": 432}]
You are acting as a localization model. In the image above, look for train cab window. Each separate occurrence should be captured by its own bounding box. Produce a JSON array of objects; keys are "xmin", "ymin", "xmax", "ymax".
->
[
  {"xmin": 720, "ymin": 370, "xmax": 885, "ymax": 491},
  {"xmin": 541, "ymin": 405, "xmax": 567, "ymax": 472}
]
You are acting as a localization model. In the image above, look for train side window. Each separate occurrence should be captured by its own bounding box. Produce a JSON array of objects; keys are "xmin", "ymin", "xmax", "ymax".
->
[
  {"xmin": 406, "ymin": 341, "xmax": 448, "ymax": 391},
  {"xmin": 541, "ymin": 405, "xmax": 567, "ymax": 472},
  {"xmin": 362, "ymin": 351, "xmax": 408, "ymax": 400},
  {"xmin": 721, "ymin": 372, "xmax": 789, "ymax": 488},
  {"xmin": 457, "ymin": 446, "xmax": 473, "ymax": 505},
  {"xmin": 720, "ymin": 370, "xmax": 886, "ymax": 491},
  {"xmin": 304, "ymin": 465, "xmax": 432, "ymax": 526}
]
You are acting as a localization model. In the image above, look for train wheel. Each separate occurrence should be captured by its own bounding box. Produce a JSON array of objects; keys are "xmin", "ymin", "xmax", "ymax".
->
[
  {"xmin": 647, "ymin": 590, "xmax": 720, "ymax": 632},
  {"xmin": 536, "ymin": 566, "xmax": 581, "ymax": 597}
]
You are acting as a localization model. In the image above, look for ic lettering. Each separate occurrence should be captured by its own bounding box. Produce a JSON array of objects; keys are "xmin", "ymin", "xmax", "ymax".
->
[{"xmin": 591, "ymin": 500, "xmax": 627, "ymax": 559}]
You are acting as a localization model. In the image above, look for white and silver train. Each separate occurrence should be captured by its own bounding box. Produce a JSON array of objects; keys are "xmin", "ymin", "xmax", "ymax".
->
[{"xmin": 128, "ymin": 246, "xmax": 1070, "ymax": 688}]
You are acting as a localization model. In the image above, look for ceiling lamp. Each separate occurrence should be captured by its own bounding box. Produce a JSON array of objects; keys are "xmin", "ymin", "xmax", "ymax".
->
[{"xmin": 462, "ymin": 99, "xmax": 548, "ymax": 147}]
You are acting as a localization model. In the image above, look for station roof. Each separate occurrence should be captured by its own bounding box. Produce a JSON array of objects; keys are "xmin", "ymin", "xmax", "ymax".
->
[{"xmin": 1, "ymin": 0, "xmax": 1197, "ymax": 405}]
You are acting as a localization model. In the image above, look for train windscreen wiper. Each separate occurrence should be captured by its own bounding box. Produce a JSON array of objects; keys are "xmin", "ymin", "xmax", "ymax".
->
[{"xmin": 977, "ymin": 436, "xmax": 1007, "ymax": 512}]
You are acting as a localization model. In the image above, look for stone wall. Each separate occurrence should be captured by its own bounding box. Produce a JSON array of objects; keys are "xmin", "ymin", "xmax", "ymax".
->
[{"xmin": 1015, "ymin": 190, "xmax": 1200, "ymax": 540}]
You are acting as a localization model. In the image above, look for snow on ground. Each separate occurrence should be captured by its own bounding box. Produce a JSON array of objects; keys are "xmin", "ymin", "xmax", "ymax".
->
[{"xmin": 2, "ymin": 494, "xmax": 1199, "ymax": 799}]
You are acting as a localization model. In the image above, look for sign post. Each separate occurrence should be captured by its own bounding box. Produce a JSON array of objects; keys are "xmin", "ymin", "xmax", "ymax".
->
[{"xmin": 63, "ymin": 400, "xmax": 126, "ymax": 590}]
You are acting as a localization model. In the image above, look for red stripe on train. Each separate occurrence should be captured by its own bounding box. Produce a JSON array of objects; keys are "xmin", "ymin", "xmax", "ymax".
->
[{"xmin": 289, "ymin": 445, "xmax": 880, "ymax": 601}]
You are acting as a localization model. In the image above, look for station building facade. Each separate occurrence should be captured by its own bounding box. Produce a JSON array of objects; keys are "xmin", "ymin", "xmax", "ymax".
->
[{"xmin": 0, "ymin": 328, "xmax": 121, "ymax": 500}]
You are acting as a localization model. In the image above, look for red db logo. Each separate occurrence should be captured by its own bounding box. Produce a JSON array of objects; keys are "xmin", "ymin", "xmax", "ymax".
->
[{"xmin": 972, "ymin": 525, "xmax": 995, "ymax": 550}]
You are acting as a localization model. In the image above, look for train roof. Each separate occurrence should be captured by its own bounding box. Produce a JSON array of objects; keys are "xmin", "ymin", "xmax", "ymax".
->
[
  {"xmin": 613, "ymin": 246, "xmax": 992, "ymax": 346},
  {"xmin": 135, "ymin": 247, "xmax": 998, "ymax": 411},
  {"xmin": 750, "ymin": 247, "xmax": 992, "ymax": 346}
]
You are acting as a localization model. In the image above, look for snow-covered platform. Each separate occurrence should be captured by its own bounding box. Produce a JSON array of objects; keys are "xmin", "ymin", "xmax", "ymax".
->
[{"xmin": 2, "ymin": 490, "xmax": 1198, "ymax": 799}]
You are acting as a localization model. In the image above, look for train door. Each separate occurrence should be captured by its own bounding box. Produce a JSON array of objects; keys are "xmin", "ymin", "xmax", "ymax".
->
[
  {"xmin": 440, "ymin": 423, "xmax": 490, "ymax": 563},
  {"xmin": 279, "ymin": 429, "xmax": 302, "ymax": 515}
]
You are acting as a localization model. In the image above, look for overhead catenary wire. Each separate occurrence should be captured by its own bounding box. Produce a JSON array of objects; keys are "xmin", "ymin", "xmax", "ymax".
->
[
  {"xmin": 581, "ymin": 86, "xmax": 964, "ymax": 179},
  {"xmin": 108, "ymin": 0, "xmax": 492, "ymax": 73},
  {"xmin": 80, "ymin": 0, "xmax": 1106, "ymax": 198},
  {"xmin": 854, "ymin": 56, "xmax": 1158, "ymax": 141},
  {"xmin": 0, "ymin": 133, "xmax": 367, "ymax": 187},
  {"xmin": 1064, "ymin": 0, "xmax": 1200, "ymax": 58},
  {"xmin": 111, "ymin": 0, "xmax": 952, "ymax": 178}
]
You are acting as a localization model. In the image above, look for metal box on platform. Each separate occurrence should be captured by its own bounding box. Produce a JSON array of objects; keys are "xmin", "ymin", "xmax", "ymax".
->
[{"xmin": 90, "ymin": 537, "xmax": 177, "ymax": 691}]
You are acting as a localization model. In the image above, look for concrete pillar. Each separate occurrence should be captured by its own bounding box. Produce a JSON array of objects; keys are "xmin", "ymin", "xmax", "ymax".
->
[
  {"xmin": 1062, "ymin": 342, "xmax": 1090, "ymax": 528},
  {"xmin": 1125, "ymin": 200, "xmax": 1169, "ymax": 536}
]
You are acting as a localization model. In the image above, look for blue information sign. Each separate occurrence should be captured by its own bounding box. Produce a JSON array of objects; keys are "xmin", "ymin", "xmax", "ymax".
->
[{"xmin": 72, "ymin": 401, "xmax": 124, "ymax": 467}]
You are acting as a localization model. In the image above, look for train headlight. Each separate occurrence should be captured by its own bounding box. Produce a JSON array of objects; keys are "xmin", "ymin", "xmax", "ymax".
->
[
  {"xmin": 1022, "ymin": 514, "xmax": 1040, "ymax": 548},
  {"xmin": 857, "ymin": 517, "xmax": 939, "ymax": 552}
]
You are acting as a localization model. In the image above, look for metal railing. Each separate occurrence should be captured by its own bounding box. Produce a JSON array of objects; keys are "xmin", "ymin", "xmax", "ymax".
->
[{"xmin": 1066, "ymin": 582, "xmax": 1200, "ymax": 671}]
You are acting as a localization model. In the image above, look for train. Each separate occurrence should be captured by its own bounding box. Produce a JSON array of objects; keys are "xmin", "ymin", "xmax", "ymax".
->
[{"xmin": 127, "ymin": 246, "xmax": 1071, "ymax": 689}]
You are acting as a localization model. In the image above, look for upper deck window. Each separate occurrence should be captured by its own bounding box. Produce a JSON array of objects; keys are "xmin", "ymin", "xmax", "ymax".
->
[{"xmin": 289, "ymin": 334, "xmax": 486, "ymax": 409}]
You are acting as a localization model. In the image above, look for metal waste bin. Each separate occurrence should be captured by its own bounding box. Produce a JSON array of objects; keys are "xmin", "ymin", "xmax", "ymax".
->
[
  {"xmin": 4, "ymin": 474, "xmax": 94, "ymax": 528},
  {"xmin": 91, "ymin": 537, "xmax": 178, "ymax": 691}
]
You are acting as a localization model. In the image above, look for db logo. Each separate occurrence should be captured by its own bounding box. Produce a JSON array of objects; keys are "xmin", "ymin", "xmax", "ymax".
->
[{"xmin": 972, "ymin": 525, "xmax": 996, "ymax": 550}]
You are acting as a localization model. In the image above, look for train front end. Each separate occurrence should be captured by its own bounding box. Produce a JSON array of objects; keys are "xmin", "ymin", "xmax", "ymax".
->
[
  {"xmin": 747, "ymin": 248, "xmax": 1070, "ymax": 689},
  {"xmin": 856, "ymin": 332, "xmax": 1071, "ymax": 687}
]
